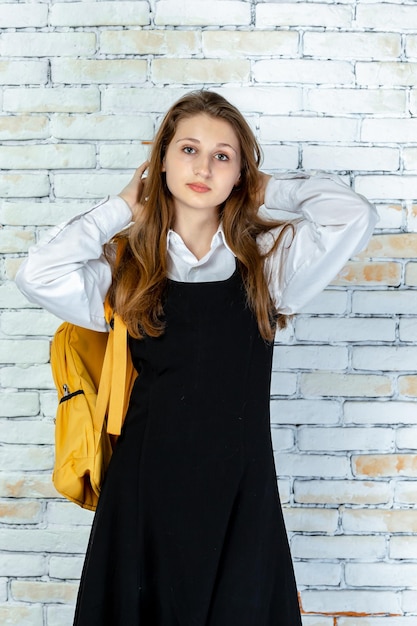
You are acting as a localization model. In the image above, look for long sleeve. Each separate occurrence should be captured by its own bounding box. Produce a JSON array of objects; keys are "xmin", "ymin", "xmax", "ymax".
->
[
  {"xmin": 259, "ymin": 173, "xmax": 378, "ymax": 314},
  {"xmin": 15, "ymin": 196, "xmax": 132, "ymax": 331}
]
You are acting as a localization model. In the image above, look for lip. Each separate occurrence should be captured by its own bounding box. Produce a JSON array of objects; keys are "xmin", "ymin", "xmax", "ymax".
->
[{"xmin": 187, "ymin": 183, "xmax": 211, "ymax": 193}]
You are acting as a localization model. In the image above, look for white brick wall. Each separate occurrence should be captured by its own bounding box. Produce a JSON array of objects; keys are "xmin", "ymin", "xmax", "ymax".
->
[{"xmin": 2, "ymin": 1, "xmax": 417, "ymax": 624}]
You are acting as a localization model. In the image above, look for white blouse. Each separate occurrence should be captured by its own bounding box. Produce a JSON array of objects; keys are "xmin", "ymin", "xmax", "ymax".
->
[{"xmin": 15, "ymin": 172, "xmax": 378, "ymax": 332}]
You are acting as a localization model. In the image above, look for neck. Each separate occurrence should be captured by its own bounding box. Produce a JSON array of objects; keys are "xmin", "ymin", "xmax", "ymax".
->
[{"xmin": 173, "ymin": 209, "xmax": 219, "ymax": 260}]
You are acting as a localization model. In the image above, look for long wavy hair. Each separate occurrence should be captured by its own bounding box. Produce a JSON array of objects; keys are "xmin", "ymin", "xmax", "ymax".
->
[{"xmin": 107, "ymin": 90, "xmax": 292, "ymax": 342}]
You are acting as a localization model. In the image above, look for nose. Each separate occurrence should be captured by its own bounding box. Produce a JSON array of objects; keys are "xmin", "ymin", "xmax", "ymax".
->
[{"xmin": 193, "ymin": 153, "xmax": 212, "ymax": 178}]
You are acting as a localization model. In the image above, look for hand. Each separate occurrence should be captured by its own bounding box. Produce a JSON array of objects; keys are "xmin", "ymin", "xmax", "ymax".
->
[
  {"xmin": 256, "ymin": 171, "xmax": 272, "ymax": 207},
  {"xmin": 118, "ymin": 161, "xmax": 149, "ymax": 219}
]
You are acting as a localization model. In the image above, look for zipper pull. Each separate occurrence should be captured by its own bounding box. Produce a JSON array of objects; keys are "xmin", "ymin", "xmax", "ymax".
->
[{"xmin": 63, "ymin": 384, "xmax": 70, "ymax": 396}]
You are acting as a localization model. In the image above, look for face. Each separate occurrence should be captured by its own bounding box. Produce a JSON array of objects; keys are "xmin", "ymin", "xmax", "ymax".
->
[{"xmin": 162, "ymin": 113, "xmax": 241, "ymax": 219}]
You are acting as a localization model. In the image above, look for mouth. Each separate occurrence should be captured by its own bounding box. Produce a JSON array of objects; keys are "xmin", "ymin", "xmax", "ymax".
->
[{"xmin": 187, "ymin": 183, "xmax": 211, "ymax": 193}]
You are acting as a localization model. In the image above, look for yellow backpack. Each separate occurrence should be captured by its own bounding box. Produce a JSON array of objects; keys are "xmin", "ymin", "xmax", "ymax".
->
[{"xmin": 50, "ymin": 310, "xmax": 137, "ymax": 511}]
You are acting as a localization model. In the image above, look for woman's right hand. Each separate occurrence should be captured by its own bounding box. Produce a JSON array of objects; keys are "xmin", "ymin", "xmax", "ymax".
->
[{"xmin": 118, "ymin": 161, "xmax": 149, "ymax": 219}]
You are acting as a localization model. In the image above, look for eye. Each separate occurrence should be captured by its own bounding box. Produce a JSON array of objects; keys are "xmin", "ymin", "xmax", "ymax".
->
[
  {"xmin": 215, "ymin": 153, "xmax": 229, "ymax": 161},
  {"xmin": 183, "ymin": 146, "xmax": 196, "ymax": 154}
]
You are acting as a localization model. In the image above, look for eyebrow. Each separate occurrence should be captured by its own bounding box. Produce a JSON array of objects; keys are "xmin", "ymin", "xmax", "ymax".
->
[{"xmin": 175, "ymin": 137, "xmax": 238, "ymax": 155}]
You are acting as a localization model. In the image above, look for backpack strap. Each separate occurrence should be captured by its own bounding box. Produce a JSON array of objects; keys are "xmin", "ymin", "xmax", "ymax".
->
[{"xmin": 94, "ymin": 237, "xmax": 132, "ymax": 436}]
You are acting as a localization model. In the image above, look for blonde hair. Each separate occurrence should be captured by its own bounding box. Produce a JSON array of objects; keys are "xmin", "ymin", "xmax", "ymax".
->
[{"xmin": 107, "ymin": 90, "xmax": 292, "ymax": 342}]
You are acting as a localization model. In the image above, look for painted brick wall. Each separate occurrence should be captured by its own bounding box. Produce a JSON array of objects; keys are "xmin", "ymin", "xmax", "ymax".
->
[{"xmin": 1, "ymin": 1, "xmax": 416, "ymax": 624}]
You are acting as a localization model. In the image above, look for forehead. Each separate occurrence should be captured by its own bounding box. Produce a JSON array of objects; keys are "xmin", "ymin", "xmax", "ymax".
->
[{"xmin": 172, "ymin": 113, "xmax": 240, "ymax": 147}]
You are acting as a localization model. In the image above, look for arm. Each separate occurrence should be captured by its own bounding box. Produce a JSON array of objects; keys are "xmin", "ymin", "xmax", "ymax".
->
[
  {"xmin": 15, "ymin": 163, "xmax": 148, "ymax": 331},
  {"xmin": 258, "ymin": 172, "xmax": 379, "ymax": 314}
]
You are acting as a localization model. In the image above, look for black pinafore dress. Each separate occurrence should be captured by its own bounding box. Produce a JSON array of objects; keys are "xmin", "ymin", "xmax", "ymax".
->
[{"xmin": 73, "ymin": 270, "xmax": 302, "ymax": 626}]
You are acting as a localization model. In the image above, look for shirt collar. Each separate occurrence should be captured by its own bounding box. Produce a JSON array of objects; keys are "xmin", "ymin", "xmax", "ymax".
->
[{"xmin": 167, "ymin": 223, "xmax": 235, "ymax": 257}]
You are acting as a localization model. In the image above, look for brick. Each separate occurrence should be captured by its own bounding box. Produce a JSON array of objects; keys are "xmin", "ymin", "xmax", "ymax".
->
[
  {"xmin": 0, "ymin": 229, "xmax": 34, "ymax": 253},
  {"xmin": 0, "ymin": 419, "xmax": 53, "ymax": 445},
  {"xmin": 51, "ymin": 59, "xmax": 147, "ymax": 85},
  {"xmin": 299, "ymin": 619, "xmax": 333, "ymax": 626},
  {"xmin": 302, "ymin": 145, "xmax": 399, "ymax": 172},
  {"xmin": 306, "ymin": 87, "xmax": 406, "ymax": 115},
  {"xmin": 404, "ymin": 148, "xmax": 417, "ymax": 171},
  {"xmin": 357, "ymin": 175, "xmax": 417, "ymax": 200},
  {"xmin": 0, "ymin": 365, "xmax": 54, "ymax": 390},
  {"xmin": 51, "ymin": 115, "xmax": 153, "ymax": 140},
  {"xmin": 282, "ymin": 507, "xmax": 338, "ymax": 533},
  {"xmin": 254, "ymin": 59, "xmax": 354, "ymax": 86},
  {"xmin": 53, "ymin": 173, "xmax": 131, "ymax": 199},
  {"xmin": 356, "ymin": 3, "xmax": 417, "ymax": 31},
  {"xmin": 0, "ymin": 60, "xmax": 48, "ymax": 85},
  {"xmin": 352, "ymin": 290, "xmax": 417, "ymax": 315},
  {"xmin": 344, "ymin": 401, "xmax": 417, "ymax": 425},
  {"xmin": 294, "ymin": 561, "xmax": 341, "ymax": 587},
  {"xmin": 100, "ymin": 29, "xmax": 200, "ymax": 56},
  {"xmin": 0, "ymin": 553, "xmax": 45, "ymax": 577},
  {"xmin": 343, "ymin": 507, "xmax": 417, "ymax": 532},
  {"xmin": 155, "ymin": 1, "xmax": 250, "ymax": 26},
  {"xmin": 3, "ymin": 87, "xmax": 100, "ymax": 113},
  {"xmin": 294, "ymin": 479, "xmax": 391, "ymax": 505},
  {"xmin": 334, "ymin": 261, "xmax": 401, "ymax": 287},
  {"xmin": 0, "ymin": 201, "xmax": 92, "ymax": 227},
  {"xmin": 203, "ymin": 30, "xmax": 298, "ymax": 58},
  {"xmin": 399, "ymin": 318, "xmax": 417, "ymax": 342},
  {"xmin": 298, "ymin": 291, "xmax": 348, "ymax": 315},
  {"xmin": 406, "ymin": 205, "xmax": 417, "ymax": 233},
  {"xmin": 152, "ymin": 58, "xmax": 250, "ymax": 84},
  {"xmin": 11, "ymin": 580, "xmax": 78, "ymax": 604},
  {"xmin": 357, "ymin": 62, "xmax": 417, "ymax": 87},
  {"xmin": 353, "ymin": 346, "xmax": 417, "ymax": 372},
  {"xmin": 256, "ymin": 2, "xmax": 350, "ymax": 28},
  {"xmin": 304, "ymin": 32, "xmax": 401, "ymax": 61},
  {"xmin": 0, "ymin": 144, "xmax": 95, "ymax": 170},
  {"xmin": 398, "ymin": 376, "xmax": 417, "ymax": 397},
  {"xmin": 1, "ymin": 311, "xmax": 61, "ymax": 336},
  {"xmin": 260, "ymin": 145, "xmax": 299, "ymax": 171},
  {"xmin": 0, "ymin": 473, "xmax": 56, "ymax": 499},
  {"xmin": 300, "ymin": 590, "xmax": 401, "ymax": 616},
  {"xmin": 99, "ymin": 143, "xmax": 150, "ymax": 169},
  {"xmin": 274, "ymin": 453, "xmax": 349, "ymax": 478},
  {"xmin": 0, "ymin": 3, "xmax": 47, "ymax": 27},
  {"xmin": 47, "ymin": 502, "xmax": 94, "ymax": 526},
  {"xmin": 50, "ymin": 1, "xmax": 150, "ymax": 26},
  {"xmin": 270, "ymin": 427, "xmax": 294, "ymax": 451},
  {"xmin": 0, "ymin": 605, "xmax": 43, "ymax": 626},
  {"xmin": 298, "ymin": 427, "xmax": 393, "ymax": 452},
  {"xmin": 405, "ymin": 261, "xmax": 417, "ymax": 285},
  {"xmin": 390, "ymin": 536, "xmax": 417, "ymax": 560},
  {"xmin": 47, "ymin": 605, "xmax": 76, "ymax": 626},
  {"xmin": 270, "ymin": 372, "xmax": 297, "ymax": 396},
  {"xmin": 0, "ymin": 174, "xmax": 49, "ymax": 198},
  {"xmin": 0, "ymin": 115, "xmax": 49, "ymax": 140},
  {"xmin": 407, "ymin": 35, "xmax": 417, "ymax": 59},
  {"xmin": 0, "ymin": 444, "xmax": 53, "ymax": 471},
  {"xmin": 362, "ymin": 118, "xmax": 417, "ymax": 143},
  {"xmin": 270, "ymin": 399, "xmax": 340, "ymax": 425},
  {"xmin": 0, "ymin": 340, "xmax": 49, "ymax": 365},
  {"xmin": 295, "ymin": 317, "xmax": 395, "ymax": 343},
  {"xmin": 0, "ymin": 500, "xmax": 42, "ymax": 524},
  {"xmin": 410, "ymin": 89, "xmax": 417, "ymax": 115},
  {"xmin": 0, "ymin": 528, "xmax": 90, "ymax": 553},
  {"xmin": 353, "ymin": 455, "xmax": 417, "ymax": 479},
  {"xmin": 0, "ymin": 281, "xmax": 33, "ymax": 308},
  {"xmin": 300, "ymin": 372, "xmax": 393, "ymax": 398},
  {"xmin": 395, "ymin": 481, "xmax": 417, "ymax": 505},
  {"xmin": 292, "ymin": 535, "xmax": 385, "ymax": 560},
  {"xmin": 338, "ymin": 615, "xmax": 415, "ymax": 626},
  {"xmin": 273, "ymin": 345, "xmax": 347, "ymax": 371},
  {"xmin": 40, "ymin": 392, "xmax": 59, "ymax": 419},
  {"xmin": 260, "ymin": 116, "xmax": 358, "ymax": 142},
  {"xmin": 49, "ymin": 556, "xmax": 84, "ymax": 580},
  {"xmin": 0, "ymin": 392, "xmax": 39, "ymax": 418},
  {"xmin": 403, "ymin": 590, "xmax": 417, "ymax": 613},
  {"xmin": 375, "ymin": 203, "xmax": 403, "ymax": 230},
  {"xmin": 0, "ymin": 32, "xmax": 96, "ymax": 57},
  {"xmin": 101, "ymin": 87, "xmax": 187, "ymax": 113}
]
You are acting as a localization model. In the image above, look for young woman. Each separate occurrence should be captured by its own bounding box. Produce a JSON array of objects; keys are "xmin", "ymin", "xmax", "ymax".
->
[{"xmin": 16, "ymin": 90, "xmax": 377, "ymax": 626}]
